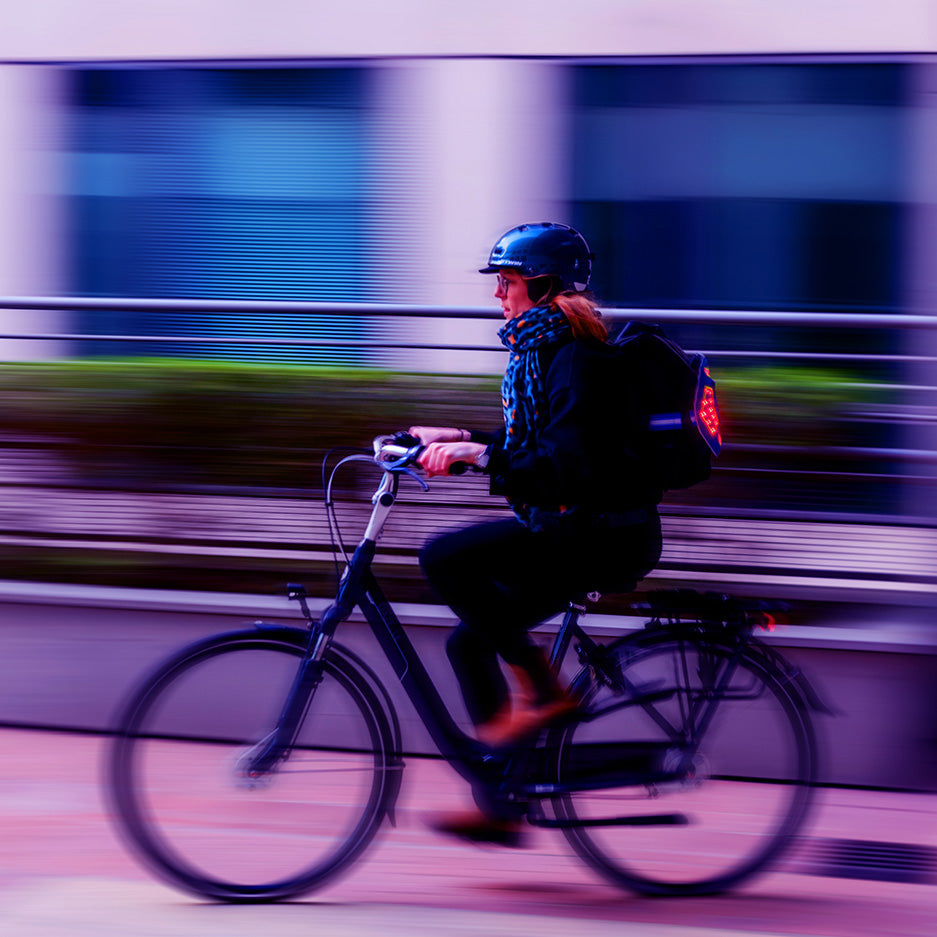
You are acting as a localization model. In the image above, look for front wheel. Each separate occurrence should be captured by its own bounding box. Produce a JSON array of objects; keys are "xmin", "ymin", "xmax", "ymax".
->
[
  {"xmin": 108, "ymin": 630, "xmax": 396, "ymax": 902},
  {"xmin": 547, "ymin": 631, "xmax": 816, "ymax": 896}
]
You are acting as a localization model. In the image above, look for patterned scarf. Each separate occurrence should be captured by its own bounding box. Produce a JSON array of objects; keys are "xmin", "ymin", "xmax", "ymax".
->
[{"xmin": 499, "ymin": 305, "xmax": 573, "ymax": 525}]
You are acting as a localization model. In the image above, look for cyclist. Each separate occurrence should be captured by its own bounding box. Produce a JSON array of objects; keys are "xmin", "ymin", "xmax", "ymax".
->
[{"xmin": 411, "ymin": 222, "xmax": 664, "ymax": 845}]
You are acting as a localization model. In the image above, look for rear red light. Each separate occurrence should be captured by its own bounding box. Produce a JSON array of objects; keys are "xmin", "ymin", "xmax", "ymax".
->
[{"xmin": 698, "ymin": 386, "xmax": 721, "ymax": 444}]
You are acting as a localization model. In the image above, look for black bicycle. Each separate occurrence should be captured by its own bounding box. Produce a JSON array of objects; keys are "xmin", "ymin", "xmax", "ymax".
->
[{"xmin": 108, "ymin": 433, "xmax": 827, "ymax": 901}]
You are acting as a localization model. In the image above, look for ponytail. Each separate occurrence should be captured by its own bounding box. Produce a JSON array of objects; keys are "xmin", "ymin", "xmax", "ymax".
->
[{"xmin": 551, "ymin": 291, "xmax": 607, "ymax": 342}]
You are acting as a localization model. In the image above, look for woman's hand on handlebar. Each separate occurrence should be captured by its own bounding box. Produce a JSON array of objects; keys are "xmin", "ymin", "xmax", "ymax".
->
[
  {"xmin": 408, "ymin": 425, "xmax": 468, "ymax": 446},
  {"xmin": 417, "ymin": 441, "xmax": 487, "ymax": 477}
]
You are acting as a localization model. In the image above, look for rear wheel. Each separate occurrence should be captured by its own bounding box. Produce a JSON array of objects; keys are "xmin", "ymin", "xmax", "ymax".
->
[
  {"xmin": 109, "ymin": 631, "xmax": 394, "ymax": 901},
  {"xmin": 548, "ymin": 631, "xmax": 815, "ymax": 896}
]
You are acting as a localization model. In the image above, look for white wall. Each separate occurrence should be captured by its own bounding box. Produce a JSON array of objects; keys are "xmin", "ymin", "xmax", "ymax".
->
[
  {"xmin": 0, "ymin": 66, "xmax": 66, "ymax": 359},
  {"xmin": 1, "ymin": 0, "xmax": 935, "ymax": 60},
  {"xmin": 365, "ymin": 59, "xmax": 573, "ymax": 372}
]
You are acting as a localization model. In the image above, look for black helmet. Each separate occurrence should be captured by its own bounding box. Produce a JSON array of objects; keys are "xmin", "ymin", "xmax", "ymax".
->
[{"xmin": 479, "ymin": 222, "xmax": 593, "ymax": 293}]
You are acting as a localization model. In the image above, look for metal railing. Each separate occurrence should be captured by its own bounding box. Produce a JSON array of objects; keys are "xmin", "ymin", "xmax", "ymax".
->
[
  {"xmin": 3, "ymin": 296, "xmax": 937, "ymax": 360},
  {"xmin": 1, "ymin": 295, "xmax": 935, "ymax": 516},
  {"xmin": 0, "ymin": 296, "xmax": 935, "ymax": 600},
  {"xmin": 4, "ymin": 297, "xmax": 936, "ymax": 469}
]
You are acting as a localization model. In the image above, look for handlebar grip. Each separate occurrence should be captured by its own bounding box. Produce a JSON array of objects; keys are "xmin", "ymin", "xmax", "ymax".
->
[{"xmin": 448, "ymin": 461, "xmax": 483, "ymax": 475}]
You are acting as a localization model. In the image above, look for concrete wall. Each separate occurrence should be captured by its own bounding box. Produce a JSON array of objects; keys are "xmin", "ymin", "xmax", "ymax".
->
[{"xmin": 0, "ymin": 581, "xmax": 934, "ymax": 791}]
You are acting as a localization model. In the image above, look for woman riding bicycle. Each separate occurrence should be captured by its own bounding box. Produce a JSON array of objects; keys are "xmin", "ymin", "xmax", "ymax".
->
[{"xmin": 411, "ymin": 222, "xmax": 664, "ymax": 844}]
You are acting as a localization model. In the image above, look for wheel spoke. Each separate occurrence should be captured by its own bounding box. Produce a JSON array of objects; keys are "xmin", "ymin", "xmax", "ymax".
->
[
  {"xmin": 109, "ymin": 634, "xmax": 391, "ymax": 901},
  {"xmin": 549, "ymin": 634, "xmax": 815, "ymax": 896}
]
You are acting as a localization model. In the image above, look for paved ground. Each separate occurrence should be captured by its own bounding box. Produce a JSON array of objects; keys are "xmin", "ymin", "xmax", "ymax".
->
[{"xmin": 0, "ymin": 727, "xmax": 935, "ymax": 937}]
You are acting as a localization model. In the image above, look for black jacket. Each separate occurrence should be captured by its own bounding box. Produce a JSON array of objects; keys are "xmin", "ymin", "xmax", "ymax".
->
[{"xmin": 474, "ymin": 336, "xmax": 663, "ymax": 518}]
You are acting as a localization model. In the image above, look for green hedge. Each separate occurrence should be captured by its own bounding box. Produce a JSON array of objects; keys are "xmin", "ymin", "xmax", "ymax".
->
[
  {"xmin": 716, "ymin": 365, "xmax": 881, "ymax": 448},
  {"xmin": 0, "ymin": 358, "xmax": 881, "ymax": 488},
  {"xmin": 0, "ymin": 357, "xmax": 888, "ymax": 595},
  {"xmin": 0, "ymin": 359, "xmax": 502, "ymax": 488}
]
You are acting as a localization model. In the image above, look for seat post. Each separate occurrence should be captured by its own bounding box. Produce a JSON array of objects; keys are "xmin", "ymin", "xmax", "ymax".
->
[{"xmin": 548, "ymin": 597, "xmax": 588, "ymax": 672}]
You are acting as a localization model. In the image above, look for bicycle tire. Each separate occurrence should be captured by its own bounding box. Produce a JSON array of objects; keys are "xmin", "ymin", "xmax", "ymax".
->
[
  {"xmin": 546, "ymin": 629, "xmax": 816, "ymax": 896},
  {"xmin": 108, "ymin": 629, "xmax": 396, "ymax": 902}
]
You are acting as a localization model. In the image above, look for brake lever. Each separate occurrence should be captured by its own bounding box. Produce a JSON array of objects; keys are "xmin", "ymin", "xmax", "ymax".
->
[
  {"xmin": 375, "ymin": 431, "xmax": 425, "ymax": 473},
  {"xmin": 400, "ymin": 466, "xmax": 430, "ymax": 491}
]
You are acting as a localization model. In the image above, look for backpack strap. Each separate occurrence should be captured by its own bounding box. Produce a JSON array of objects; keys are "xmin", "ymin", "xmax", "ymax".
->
[{"xmin": 619, "ymin": 321, "xmax": 666, "ymax": 339}]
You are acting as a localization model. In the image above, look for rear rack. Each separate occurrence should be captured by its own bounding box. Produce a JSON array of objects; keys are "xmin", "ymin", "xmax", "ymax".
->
[{"xmin": 634, "ymin": 589, "xmax": 788, "ymax": 632}]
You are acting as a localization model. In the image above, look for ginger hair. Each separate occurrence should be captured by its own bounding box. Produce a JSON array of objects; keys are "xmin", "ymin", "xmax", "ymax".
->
[
  {"xmin": 523, "ymin": 272, "xmax": 607, "ymax": 342},
  {"xmin": 551, "ymin": 291, "xmax": 607, "ymax": 342}
]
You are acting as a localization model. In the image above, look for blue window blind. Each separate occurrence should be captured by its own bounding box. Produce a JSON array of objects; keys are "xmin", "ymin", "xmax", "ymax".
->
[
  {"xmin": 67, "ymin": 67, "xmax": 382, "ymax": 365},
  {"xmin": 569, "ymin": 61, "xmax": 907, "ymax": 315}
]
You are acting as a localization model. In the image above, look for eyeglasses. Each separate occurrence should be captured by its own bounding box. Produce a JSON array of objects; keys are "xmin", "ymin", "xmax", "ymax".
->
[{"xmin": 496, "ymin": 273, "xmax": 514, "ymax": 292}]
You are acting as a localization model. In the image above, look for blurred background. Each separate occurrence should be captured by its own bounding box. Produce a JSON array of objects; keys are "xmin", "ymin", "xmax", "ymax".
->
[
  {"xmin": 1, "ymin": 2, "xmax": 935, "ymax": 593},
  {"xmin": 1, "ymin": 3, "xmax": 936, "ymax": 588},
  {"xmin": 0, "ymin": 2, "xmax": 935, "ymax": 787}
]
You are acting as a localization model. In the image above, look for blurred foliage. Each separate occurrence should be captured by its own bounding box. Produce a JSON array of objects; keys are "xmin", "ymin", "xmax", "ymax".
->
[
  {"xmin": 0, "ymin": 359, "xmax": 502, "ymax": 489},
  {"xmin": 0, "ymin": 358, "xmax": 896, "ymax": 598},
  {"xmin": 716, "ymin": 365, "xmax": 882, "ymax": 448},
  {"xmin": 0, "ymin": 358, "xmax": 886, "ymax": 487}
]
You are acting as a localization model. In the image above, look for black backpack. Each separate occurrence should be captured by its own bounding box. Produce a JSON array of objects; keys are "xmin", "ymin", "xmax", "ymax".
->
[{"xmin": 610, "ymin": 321, "xmax": 722, "ymax": 490}]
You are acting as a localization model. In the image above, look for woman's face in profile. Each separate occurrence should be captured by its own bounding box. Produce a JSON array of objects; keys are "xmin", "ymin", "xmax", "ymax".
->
[{"xmin": 494, "ymin": 270, "xmax": 536, "ymax": 320}]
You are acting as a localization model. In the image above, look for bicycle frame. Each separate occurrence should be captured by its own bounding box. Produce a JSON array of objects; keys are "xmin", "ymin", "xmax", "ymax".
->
[
  {"xmin": 247, "ymin": 437, "xmax": 826, "ymax": 803},
  {"xmin": 252, "ymin": 451, "xmax": 642, "ymax": 781},
  {"xmin": 251, "ymin": 450, "xmax": 582, "ymax": 791},
  {"xmin": 107, "ymin": 434, "xmax": 827, "ymax": 902}
]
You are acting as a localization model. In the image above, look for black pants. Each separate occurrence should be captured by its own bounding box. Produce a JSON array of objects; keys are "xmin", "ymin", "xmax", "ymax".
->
[{"xmin": 419, "ymin": 512, "xmax": 662, "ymax": 725}]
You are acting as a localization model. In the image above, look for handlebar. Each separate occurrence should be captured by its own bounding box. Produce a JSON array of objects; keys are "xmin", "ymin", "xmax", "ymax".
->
[
  {"xmin": 372, "ymin": 432, "xmax": 479, "ymax": 476},
  {"xmin": 372, "ymin": 432, "xmax": 423, "ymax": 469}
]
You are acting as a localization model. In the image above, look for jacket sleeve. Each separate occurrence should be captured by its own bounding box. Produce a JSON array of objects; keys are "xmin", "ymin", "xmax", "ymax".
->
[
  {"xmin": 468, "ymin": 428, "xmax": 500, "ymax": 446},
  {"xmin": 485, "ymin": 343, "xmax": 596, "ymax": 507}
]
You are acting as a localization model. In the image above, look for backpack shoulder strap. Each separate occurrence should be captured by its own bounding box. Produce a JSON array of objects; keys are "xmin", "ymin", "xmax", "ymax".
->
[{"xmin": 618, "ymin": 320, "xmax": 666, "ymax": 340}]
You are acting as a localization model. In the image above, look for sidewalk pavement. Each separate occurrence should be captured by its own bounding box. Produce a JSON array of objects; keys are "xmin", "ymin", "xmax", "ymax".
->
[{"xmin": 0, "ymin": 727, "xmax": 935, "ymax": 937}]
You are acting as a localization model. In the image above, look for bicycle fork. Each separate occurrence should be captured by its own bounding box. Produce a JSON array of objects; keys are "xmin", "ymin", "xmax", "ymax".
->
[
  {"xmin": 237, "ymin": 589, "xmax": 347, "ymax": 781},
  {"xmin": 236, "ymin": 653, "xmax": 326, "ymax": 781}
]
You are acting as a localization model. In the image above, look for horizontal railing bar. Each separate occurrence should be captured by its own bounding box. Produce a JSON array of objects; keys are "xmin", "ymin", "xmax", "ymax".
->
[
  {"xmin": 3, "ymin": 333, "xmax": 937, "ymax": 365},
  {"xmin": 16, "ymin": 297, "xmax": 500, "ymax": 318},
  {"xmin": 707, "ymin": 351, "xmax": 937, "ymax": 364},
  {"xmin": 3, "ymin": 296, "xmax": 937, "ymax": 330},
  {"xmin": 0, "ymin": 333, "xmax": 505, "ymax": 352},
  {"xmin": 732, "ymin": 445, "xmax": 937, "ymax": 463}
]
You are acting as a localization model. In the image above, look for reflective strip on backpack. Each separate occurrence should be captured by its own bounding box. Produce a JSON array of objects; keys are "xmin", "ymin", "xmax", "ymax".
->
[{"xmin": 649, "ymin": 412, "xmax": 682, "ymax": 430}]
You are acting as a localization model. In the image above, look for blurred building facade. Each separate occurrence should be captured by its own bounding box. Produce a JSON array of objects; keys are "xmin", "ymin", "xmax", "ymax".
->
[
  {"xmin": 0, "ymin": 3, "xmax": 932, "ymax": 576},
  {"xmin": 0, "ymin": 56, "xmax": 926, "ymax": 314},
  {"xmin": 1, "ymin": 1, "xmax": 937, "ymax": 343},
  {"xmin": 0, "ymin": 2, "xmax": 932, "ymax": 507}
]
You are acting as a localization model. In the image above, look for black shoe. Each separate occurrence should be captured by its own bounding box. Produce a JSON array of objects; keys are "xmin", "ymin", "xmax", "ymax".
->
[{"xmin": 427, "ymin": 809, "xmax": 526, "ymax": 848}]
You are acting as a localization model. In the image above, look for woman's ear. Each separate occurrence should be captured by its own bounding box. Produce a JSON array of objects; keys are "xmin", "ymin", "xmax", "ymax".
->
[{"xmin": 525, "ymin": 276, "xmax": 557, "ymax": 305}]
